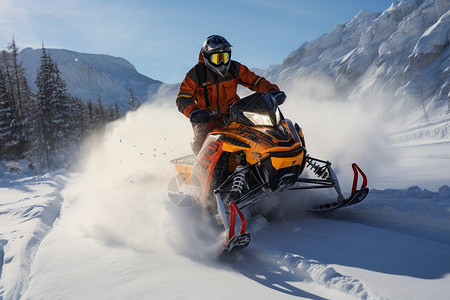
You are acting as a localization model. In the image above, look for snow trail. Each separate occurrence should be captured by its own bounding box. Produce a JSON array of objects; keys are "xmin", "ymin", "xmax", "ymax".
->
[
  {"xmin": 0, "ymin": 171, "xmax": 67, "ymax": 300},
  {"xmin": 282, "ymin": 254, "xmax": 369, "ymax": 299}
]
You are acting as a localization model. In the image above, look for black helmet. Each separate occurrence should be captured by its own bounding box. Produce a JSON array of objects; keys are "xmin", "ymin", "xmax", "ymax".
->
[{"xmin": 202, "ymin": 35, "xmax": 232, "ymax": 77}]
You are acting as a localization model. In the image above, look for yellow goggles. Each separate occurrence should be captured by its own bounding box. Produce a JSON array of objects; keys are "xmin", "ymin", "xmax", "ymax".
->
[{"xmin": 210, "ymin": 52, "xmax": 230, "ymax": 65}]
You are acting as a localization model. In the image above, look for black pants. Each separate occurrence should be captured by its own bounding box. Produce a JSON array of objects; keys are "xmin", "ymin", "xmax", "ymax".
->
[{"xmin": 191, "ymin": 121, "xmax": 222, "ymax": 155}]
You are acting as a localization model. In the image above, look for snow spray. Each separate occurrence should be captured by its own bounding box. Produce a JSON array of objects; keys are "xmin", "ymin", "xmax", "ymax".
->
[
  {"xmin": 284, "ymin": 77, "xmax": 394, "ymax": 186},
  {"xmin": 62, "ymin": 95, "xmax": 223, "ymax": 258}
]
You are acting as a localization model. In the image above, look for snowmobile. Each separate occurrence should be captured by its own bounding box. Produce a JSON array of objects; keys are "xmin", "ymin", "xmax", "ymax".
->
[{"xmin": 168, "ymin": 92, "xmax": 368, "ymax": 254}]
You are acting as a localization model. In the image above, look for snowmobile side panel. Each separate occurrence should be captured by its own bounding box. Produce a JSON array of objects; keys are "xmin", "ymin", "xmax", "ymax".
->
[
  {"xmin": 270, "ymin": 150, "xmax": 305, "ymax": 170},
  {"xmin": 192, "ymin": 139, "xmax": 225, "ymax": 207}
]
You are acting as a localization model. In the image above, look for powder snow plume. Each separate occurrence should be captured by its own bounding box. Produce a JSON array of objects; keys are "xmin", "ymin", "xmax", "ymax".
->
[
  {"xmin": 282, "ymin": 77, "xmax": 396, "ymax": 191},
  {"xmin": 253, "ymin": 77, "xmax": 398, "ymax": 218},
  {"xmin": 62, "ymin": 98, "xmax": 224, "ymax": 259}
]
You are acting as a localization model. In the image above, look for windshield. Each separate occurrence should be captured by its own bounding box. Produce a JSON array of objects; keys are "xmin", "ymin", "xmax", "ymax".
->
[{"xmin": 229, "ymin": 92, "xmax": 283, "ymax": 127}]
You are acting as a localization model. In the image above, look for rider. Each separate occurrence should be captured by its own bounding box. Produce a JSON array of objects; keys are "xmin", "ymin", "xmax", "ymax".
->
[{"xmin": 176, "ymin": 35, "xmax": 286, "ymax": 154}]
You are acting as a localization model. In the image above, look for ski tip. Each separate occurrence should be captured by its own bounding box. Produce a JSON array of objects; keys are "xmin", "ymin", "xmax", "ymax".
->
[
  {"xmin": 221, "ymin": 233, "xmax": 251, "ymax": 255},
  {"xmin": 348, "ymin": 187, "xmax": 369, "ymax": 205},
  {"xmin": 309, "ymin": 187, "xmax": 370, "ymax": 214}
]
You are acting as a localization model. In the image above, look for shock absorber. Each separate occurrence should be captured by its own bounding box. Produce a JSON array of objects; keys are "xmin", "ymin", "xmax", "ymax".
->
[
  {"xmin": 229, "ymin": 165, "xmax": 248, "ymax": 201},
  {"xmin": 306, "ymin": 158, "xmax": 329, "ymax": 179}
]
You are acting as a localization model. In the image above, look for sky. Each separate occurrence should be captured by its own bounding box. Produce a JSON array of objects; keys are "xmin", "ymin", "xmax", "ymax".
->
[{"xmin": 0, "ymin": 0, "xmax": 395, "ymax": 84}]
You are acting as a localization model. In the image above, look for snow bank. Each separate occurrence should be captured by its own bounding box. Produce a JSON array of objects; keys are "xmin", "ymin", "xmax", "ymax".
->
[{"xmin": 337, "ymin": 184, "xmax": 450, "ymax": 244}]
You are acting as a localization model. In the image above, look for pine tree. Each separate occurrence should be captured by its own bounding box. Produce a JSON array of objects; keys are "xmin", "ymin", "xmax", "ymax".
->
[
  {"xmin": 113, "ymin": 102, "xmax": 121, "ymax": 120},
  {"xmin": 94, "ymin": 97, "xmax": 107, "ymax": 127},
  {"xmin": 86, "ymin": 100, "xmax": 95, "ymax": 129},
  {"xmin": 107, "ymin": 104, "xmax": 121, "ymax": 123},
  {"xmin": 71, "ymin": 97, "xmax": 88, "ymax": 140},
  {"xmin": 35, "ymin": 46, "xmax": 53, "ymax": 168},
  {"xmin": 128, "ymin": 88, "xmax": 141, "ymax": 110},
  {"xmin": 0, "ymin": 65, "xmax": 19, "ymax": 158},
  {"xmin": 34, "ymin": 45, "xmax": 76, "ymax": 169},
  {"xmin": 129, "ymin": 88, "xmax": 136, "ymax": 110},
  {"xmin": 1, "ymin": 41, "xmax": 125, "ymax": 169},
  {"xmin": 9, "ymin": 39, "xmax": 37, "ymax": 160},
  {"xmin": 7, "ymin": 39, "xmax": 25, "ymax": 115},
  {"xmin": 0, "ymin": 39, "xmax": 34, "ymax": 159}
]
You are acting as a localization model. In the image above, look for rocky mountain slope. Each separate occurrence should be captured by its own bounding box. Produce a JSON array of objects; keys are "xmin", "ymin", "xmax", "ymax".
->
[{"xmin": 265, "ymin": 0, "xmax": 450, "ymax": 128}]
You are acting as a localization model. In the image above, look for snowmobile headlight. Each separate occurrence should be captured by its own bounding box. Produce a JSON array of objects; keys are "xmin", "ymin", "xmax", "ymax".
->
[
  {"xmin": 243, "ymin": 111, "xmax": 273, "ymax": 126},
  {"xmin": 275, "ymin": 108, "xmax": 281, "ymax": 124}
]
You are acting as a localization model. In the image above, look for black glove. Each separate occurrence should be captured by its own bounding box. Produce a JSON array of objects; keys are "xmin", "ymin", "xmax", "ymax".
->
[
  {"xmin": 190, "ymin": 109, "xmax": 212, "ymax": 124},
  {"xmin": 270, "ymin": 90, "xmax": 286, "ymax": 105}
]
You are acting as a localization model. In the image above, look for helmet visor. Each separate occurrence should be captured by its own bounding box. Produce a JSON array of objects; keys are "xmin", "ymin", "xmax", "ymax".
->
[{"xmin": 210, "ymin": 52, "xmax": 230, "ymax": 66}]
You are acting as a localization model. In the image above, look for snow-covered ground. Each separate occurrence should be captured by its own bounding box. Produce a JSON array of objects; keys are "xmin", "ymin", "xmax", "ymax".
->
[
  {"xmin": 1, "ymin": 99, "xmax": 450, "ymax": 300},
  {"xmin": 0, "ymin": 170, "xmax": 67, "ymax": 299}
]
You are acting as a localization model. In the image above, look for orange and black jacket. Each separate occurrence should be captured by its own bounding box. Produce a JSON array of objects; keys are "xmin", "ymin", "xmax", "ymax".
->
[{"xmin": 176, "ymin": 50, "xmax": 280, "ymax": 119}]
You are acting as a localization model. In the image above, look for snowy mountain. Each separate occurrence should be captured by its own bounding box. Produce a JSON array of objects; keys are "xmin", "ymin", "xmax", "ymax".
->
[
  {"xmin": 18, "ymin": 48, "xmax": 164, "ymax": 112},
  {"xmin": 266, "ymin": 0, "xmax": 450, "ymax": 128}
]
